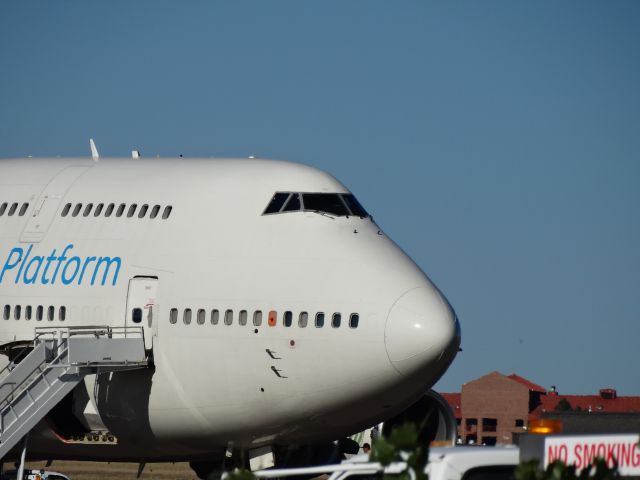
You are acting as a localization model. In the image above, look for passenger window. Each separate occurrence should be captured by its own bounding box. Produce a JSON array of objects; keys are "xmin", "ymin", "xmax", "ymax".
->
[
  {"xmin": 47, "ymin": 306, "xmax": 55, "ymax": 321},
  {"xmin": 105, "ymin": 203, "xmax": 115, "ymax": 217},
  {"xmin": 138, "ymin": 204, "xmax": 149, "ymax": 218},
  {"xmin": 239, "ymin": 310, "xmax": 248, "ymax": 326},
  {"xmin": 315, "ymin": 312, "xmax": 325, "ymax": 328},
  {"xmin": 253, "ymin": 310, "xmax": 262, "ymax": 326},
  {"xmin": 8, "ymin": 203, "xmax": 18, "ymax": 216},
  {"xmin": 116, "ymin": 203, "xmax": 126, "ymax": 217},
  {"xmin": 332, "ymin": 313, "xmax": 341, "ymax": 328},
  {"xmin": 282, "ymin": 194, "xmax": 301, "ymax": 212},
  {"xmin": 183, "ymin": 308, "xmax": 192, "ymax": 325},
  {"xmin": 94, "ymin": 203, "xmax": 104, "ymax": 216},
  {"xmin": 19, "ymin": 203, "xmax": 29, "ymax": 216},
  {"xmin": 162, "ymin": 206, "xmax": 173, "ymax": 219},
  {"xmin": 150, "ymin": 205, "xmax": 160, "ymax": 219},
  {"xmin": 224, "ymin": 309, "xmax": 233, "ymax": 325},
  {"xmin": 25, "ymin": 305, "xmax": 32, "ymax": 321},
  {"xmin": 14, "ymin": 305, "xmax": 21, "ymax": 320},
  {"xmin": 3, "ymin": 305, "xmax": 9, "ymax": 320},
  {"xmin": 299, "ymin": 312, "xmax": 308, "ymax": 328},
  {"xmin": 0, "ymin": 202, "xmax": 7, "ymax": 216},
  {"xmin": 36, "ymin": 305, "xmax": 43, "ymax": 321},
  {"xmin": 283, "ymin": 311, "xmax": 293, "ymax": 327},
  {"xmin": 263, "ymin": 192, "xmax": 290, "ymax": 215},
  {"xmin": 83, "ymin": 203, "xmax": 93, "ymax": 217},
  {"xmin": 349, "ymin": 313, "xmax": 359, "ymax": 328},
  {"xmin": 59, "ymin": 306, "xmax": 66, "ymax": 321},
  {"xmin": 268, "ymin": 310, "xmax": 277, "ymax": 327},
  {"xmin": 169, "ymin": 308, "xmax": 178, "ymax": 324},
  {"xmin": 211, "ymin": 309, "xmax": 220, "ymax": 325},
  {"xmin": 61, "ymin": 203, "xmax": 71, "ymax": 217},
  {"xmin": 132, "ymin": 308, "xmax": 142, "ymax": 323},
  {"xmin": 197, "ymin": 309, "xmax": 206, "ymax": 325},
  {"xmin": 72, "ymin": 203, "xmax": 82, "ymax": 217},
  {"xmin": 127, "ymin": 204, "xmax": 137, "ymax": 218}
]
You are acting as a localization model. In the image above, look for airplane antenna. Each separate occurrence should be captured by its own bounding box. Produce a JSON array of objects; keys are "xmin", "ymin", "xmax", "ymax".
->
[
  {"xmin": 132, "ymin": 150, "xmax": 141, "ymax": 159},
  {"xmin": 89, "ymin": 138, "xmax": 99, "ymax": 162}
]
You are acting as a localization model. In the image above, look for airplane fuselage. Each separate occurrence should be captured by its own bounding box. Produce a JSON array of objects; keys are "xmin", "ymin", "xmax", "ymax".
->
[{"xmin": 0, "ymin": 157, "xmax": 460, "ymax": 461}]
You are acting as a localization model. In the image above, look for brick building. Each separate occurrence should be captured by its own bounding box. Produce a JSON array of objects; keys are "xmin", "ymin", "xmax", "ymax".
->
[{"xmin": 442, "ymin": 371, "xmax": 640, "ymax": 445}]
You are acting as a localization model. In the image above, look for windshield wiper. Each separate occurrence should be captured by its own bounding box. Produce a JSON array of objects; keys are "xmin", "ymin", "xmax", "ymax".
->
[{"xmin": 309, "ymin": 210, "xmax": 335, "ymax": 220}]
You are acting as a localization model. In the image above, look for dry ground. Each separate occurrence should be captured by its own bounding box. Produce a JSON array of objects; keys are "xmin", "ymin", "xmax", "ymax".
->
[
  {"xmin": 8, "ymin": 461, "xmax": 330, "ymax": 480},
  {"xmin": 19, "ymin": 460, "xmax": 198, "ymax": 480}
]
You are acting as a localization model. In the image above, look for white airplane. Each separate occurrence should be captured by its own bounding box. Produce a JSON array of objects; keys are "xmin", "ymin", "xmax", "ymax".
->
[{"xmin": 0, "ymin": 148, "xmax": 460, "ymax": 478}]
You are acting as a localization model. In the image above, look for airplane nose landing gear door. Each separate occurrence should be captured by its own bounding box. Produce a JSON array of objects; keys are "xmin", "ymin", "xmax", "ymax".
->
[{"xmin": 125, "ymin": 276, "xmax": 159, "ymax": 350}]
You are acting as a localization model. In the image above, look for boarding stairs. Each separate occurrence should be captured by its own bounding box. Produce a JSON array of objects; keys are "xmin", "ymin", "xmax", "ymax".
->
[{"xmin": 0, "ymin": 326, "xmax": 148, "ymax": 460}]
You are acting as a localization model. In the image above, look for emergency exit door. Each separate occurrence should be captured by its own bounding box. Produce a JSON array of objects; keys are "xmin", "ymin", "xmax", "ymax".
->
[{"xmin": 125, "ymin": 276, "xmax": 158, "ymax": 350}]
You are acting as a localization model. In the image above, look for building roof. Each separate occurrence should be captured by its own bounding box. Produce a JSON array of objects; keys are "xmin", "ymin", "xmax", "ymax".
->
[
  {"xmin": 530, "ymin": 393, "xmax": 640, "ymax": 419},
  {"xmin": 440, "ymin": 392, "xmax": 461, "ymax": 419},
  {"xmin": 507, "ymin": 374, "xmax": 546, "ymax": 393},
  {"xmin": 446, "ymin": 371, "xmax": 640, "ymax": 425}
]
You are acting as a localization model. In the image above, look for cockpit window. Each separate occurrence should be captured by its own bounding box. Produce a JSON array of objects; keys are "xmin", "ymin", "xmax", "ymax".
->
[
  {"xmin": 282, "ymin": 193, "xmax": 301, "ymax": 212},
  {"xmin": 341, "ymin": 194, "xmax": 368, "ymax": 218},
  {"xmin": 264, "ymin": 193, "xmax": 289, "ymax": 214},
  {"xmin": 302, "ymin": 194, "xmax": 349, "ymax": 216},
  {"xmin": 263, "ymin": 192, "xmax": 369, "ymax": 218}
]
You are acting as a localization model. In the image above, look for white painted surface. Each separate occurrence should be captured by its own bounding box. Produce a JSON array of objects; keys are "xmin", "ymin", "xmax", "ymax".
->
[
  {"xmin": 0, "ymin": 157, "xmax": 461, "ymax": 460},
  {"xmin": 544, "ymin": 434, "xmax": 640, "ymax": 475}
]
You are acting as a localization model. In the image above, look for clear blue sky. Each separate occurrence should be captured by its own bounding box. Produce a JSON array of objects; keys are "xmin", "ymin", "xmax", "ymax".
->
[{"xmin": 1, "ymin": 1, "xmax": 638, "ymax": 395}]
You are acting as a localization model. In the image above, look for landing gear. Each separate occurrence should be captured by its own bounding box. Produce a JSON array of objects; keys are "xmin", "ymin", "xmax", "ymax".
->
[
  {"xmin": 16, "ymin": 435, "xmax": 28, "ymax": 480},
  {"xmin": 190, "ymin": 461, "xmax": 224, "ymax": 480},
  {"xmin": 190, "ymin": 449, "xmax": 248, "ymax": 480},
  {"xmin": 273, "ymin": 439, "xmax": 359, "ymax": 469}
]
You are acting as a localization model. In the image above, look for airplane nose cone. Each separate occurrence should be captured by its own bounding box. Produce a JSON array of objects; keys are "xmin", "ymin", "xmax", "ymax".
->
[{"xmin": 385, "ymin": 286, "xmax": 459, "ymax": 377}]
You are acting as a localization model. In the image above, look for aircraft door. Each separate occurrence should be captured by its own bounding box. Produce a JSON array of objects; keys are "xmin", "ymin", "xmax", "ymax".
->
[{"xmin": 125, "ymin": 276, "xmax": 158, "ymax": 350}]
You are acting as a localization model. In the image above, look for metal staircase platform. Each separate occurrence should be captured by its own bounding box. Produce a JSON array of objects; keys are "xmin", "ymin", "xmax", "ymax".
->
[{"xmin": 0, "ymin": 326, "xmax": 148, "ymax": 460}]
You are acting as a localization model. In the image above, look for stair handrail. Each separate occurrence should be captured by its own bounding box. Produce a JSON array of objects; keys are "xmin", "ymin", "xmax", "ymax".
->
[
  {"xmin": 33, "ymin": 325, "xmax": 145, "ymax": 341},
  {"xmin": 0, "ymin": 326, "xmax": 146, "ymax": 411},
  {"xmin": 0, "ymin": 340, "xmax": 70, "ymax": 412},
  {"xmin": 0, "ymin": 330, "xmax": 52, "ymax": 380}
]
